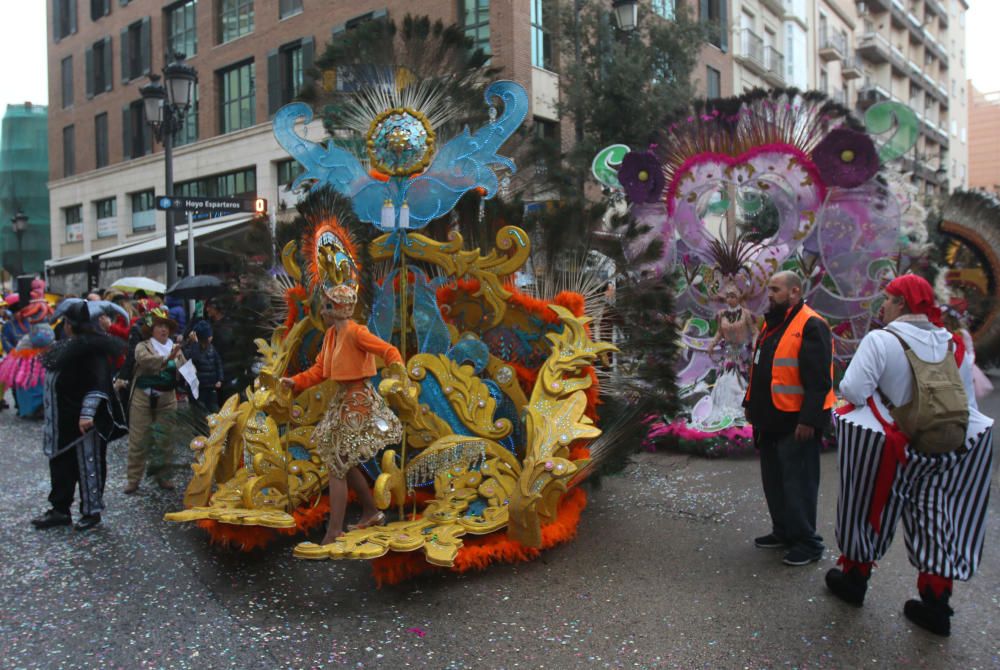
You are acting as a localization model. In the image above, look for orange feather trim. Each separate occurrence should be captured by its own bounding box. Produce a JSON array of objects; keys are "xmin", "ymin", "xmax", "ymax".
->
[
  {"xmin": 371, "ymin": 487, "xmax": 588, "ymax": 587},
  {"xmin": 301, "ymin": 218, "xmax": 359, "ymax": 292},
  {"xmin": 283, "ymin": 285, "xmax": 310, "ymax": 334}
]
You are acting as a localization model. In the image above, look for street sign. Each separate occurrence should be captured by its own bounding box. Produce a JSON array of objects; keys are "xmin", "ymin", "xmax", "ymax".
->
[{"xmin": 156, "ymin": 195, "xmax": 267, "ymax": 214}]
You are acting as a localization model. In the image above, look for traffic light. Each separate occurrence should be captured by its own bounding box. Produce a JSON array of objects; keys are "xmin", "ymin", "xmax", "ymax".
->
[{"xmin": 254, "ymin": 198, "xmax": 268, "ymax": 214}]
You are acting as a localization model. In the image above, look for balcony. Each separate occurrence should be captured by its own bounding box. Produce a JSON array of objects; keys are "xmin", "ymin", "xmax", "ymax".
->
[
  {"xmin": 857, "ymin": 84, "xmax": 891, "ymax": 109},
  {"xmin": 926, "ymin": 0, "xmax": 946, "ymax": 16},
  {"xmin": 863, "ymin": 0, "xmax": 890, "ymax": 11},
  {"xmin": 764, "ymin": 46, "xmax": 785, "ymax": 86},
  {"xmin": 819, "ymin": 30, "xmax": 846, "ymax": 61},
  {"xmin": 842, "ymin": 52, "xmax": 864, "ymax": 80},
  {"xmin": 760, "ymin": 0, "xmax": 783, "ymax": 16},
  {"xmin": 737, "ymin": 29, "xmax": 767, "ymax": 74},
  {"xmin": 857, "ymin": 31, "xmax": 890, "ymax": 63}
]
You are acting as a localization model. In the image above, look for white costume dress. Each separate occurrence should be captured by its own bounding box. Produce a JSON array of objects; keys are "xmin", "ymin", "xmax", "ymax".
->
[{"xmin": 833, "ymin": 315, "xmax": 993, "ymax": 580}]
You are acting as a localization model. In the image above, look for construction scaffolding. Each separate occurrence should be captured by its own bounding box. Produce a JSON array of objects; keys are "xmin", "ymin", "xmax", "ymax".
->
[{"xmin": 0, "ymin": 103, "xmax": 49, "ymax": 287}]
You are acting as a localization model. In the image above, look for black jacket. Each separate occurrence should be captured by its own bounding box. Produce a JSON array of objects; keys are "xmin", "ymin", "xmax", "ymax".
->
[
  {"xmin": 182, "ymin": 341, "xmax": 225, "ymax": 388},
  {"xmin": 745, "ymin": 301, "xmax": 832, "ymax": 435}
]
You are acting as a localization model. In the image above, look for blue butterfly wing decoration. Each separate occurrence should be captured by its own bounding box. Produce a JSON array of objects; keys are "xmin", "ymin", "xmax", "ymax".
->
[{"xmin": 402, "ymin": 81, "xmax": 528, "ymax": 227}]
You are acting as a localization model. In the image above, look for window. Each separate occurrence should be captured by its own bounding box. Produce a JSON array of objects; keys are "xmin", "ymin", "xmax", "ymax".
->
[
  {"xmin": 64, "ymin": 205, "xmax": 84, "ymax": 243},
  {"xmin": 85, "ymin": 36, "xmax": 113, "ymax": 98},
  {"xmin": 177, "ymin": 167, "xmax": 257, "ymax": 198},
  {"xmin": 61, "ymin": 56, "xmax": 73, "ymax": 108},
  {"xmin": 95, "ymin": 197, "xmax": 117, "ymax": 238},
  {"xmin": 122, "ymin": 100, "xmax": 152, "ymax": 159},
  {"xmin": 652, "ymin": 0, "xmax": 675, "ymax": 20},
  {"xmin": 267, "ymin": 39, "xmax": 314, "ymax": 114},
  {"xmin": 960, "ymin": 127, "xmax": 966, "ymax": 143},
  {"xmin": 276, "ymin": 158, "xmax": 303, "ymax": 187},
  {"xmin": 90, "ymin": 0, "xmax": 110, "ymax": 21},
  {"xmin": 280, "ymin": 0, "xmax": 303, "ymax": 19},
  {"xmin": 706, "ymin": 66, "xmax": 721, "ymax": 98},
  {"xmin": 820, "ymin": 68, "xmax": 828, "ymax": 94},
  {"xmin": 63, "ymin": 125, "xmax": 75, "ymax": 177},
  {"xmin": 121, "ymin": 18, "xmax": 151, "ymax": 82},
  {"xmin": 219, "ymin": 0, "xmax": 254, "ymax": 43},
  {"xmin": 175, "ymin": 85, "xmax": 199, "ymax": 147},
  {"xmin": 701, "ymin": 0, "xmax": 729, "ymax": 51},
  {"xmin": 219, "ymin": 61, "xmax": 256, "ymax": 133},
  {"xmin": 167, "ymin": 0, "xmax": 198, "ymax": 58},
  {"xmin": 332, "ymin": 9, "xmax": 389, "ymax": 36},
  {"xmin": 130, "ymin": 190, "xmax": 156, "ymax": 232},
  {"xmin": 530, "ymin": 0, "xmax": 552, "ymax": 70},
  {"xmin": 95, "ymin": 113, "xmax": 108, "ymax": 168},
  {"xmin": 53, "ymin": 0, "xmax": 78, "ymax": 41},
  {"xmin": 463, "ymin": 0, "xmax": 491, "ymax": 56}
]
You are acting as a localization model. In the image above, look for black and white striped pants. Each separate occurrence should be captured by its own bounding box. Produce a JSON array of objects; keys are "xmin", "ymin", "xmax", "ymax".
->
[{"xmin": 833, "ymin": 415, "xmax": 993, "ymax": 580}]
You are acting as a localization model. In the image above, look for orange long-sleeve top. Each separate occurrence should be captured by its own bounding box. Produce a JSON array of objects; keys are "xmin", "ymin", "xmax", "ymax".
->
[{"xmin": 291, "ymin": 320, "xmax": 402, "ymax": 392}]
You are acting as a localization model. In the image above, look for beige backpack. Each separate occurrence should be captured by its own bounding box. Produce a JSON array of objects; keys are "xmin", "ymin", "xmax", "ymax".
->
[{"xmin": 885, "ymin": 329, "xmax": 969, "ymax": 454}]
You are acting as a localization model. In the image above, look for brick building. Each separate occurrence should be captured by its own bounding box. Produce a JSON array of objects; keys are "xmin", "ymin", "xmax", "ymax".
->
[
  {"xmin": 43, "ymin": 0, "xmax": 734, "ymax": 292},
  {"xmin": 968, "ymin": 83, "xmax": 1000, "ymax": 194}
]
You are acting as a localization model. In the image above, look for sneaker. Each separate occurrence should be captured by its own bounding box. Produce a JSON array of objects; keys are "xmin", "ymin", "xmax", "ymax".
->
[
  {"xmin": 31, "ymin": 509, "xmax": 72, "ymax": 529},
  {"xmin": 754, "ymin": 533, "xmax": 786, "ymax": 549},
  {"xmin": 73, "ymin": 514, "xmax": 102, "ymax": 531},
  {"xmin": 783, "ymin": 547, "xmax": 823, "ymax": 566}
]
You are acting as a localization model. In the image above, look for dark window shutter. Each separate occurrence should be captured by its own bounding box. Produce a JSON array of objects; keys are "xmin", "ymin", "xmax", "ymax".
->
[
  {"xmin": 718, "ymin": 0, "xmax": 728, "ymax": 52},
  {"xmin": 104, "ymin": 0, "xmax": 110, "ymax": 16},
  {"xmin": 54, "ymin": 1, "xmax": 63, "ymax": 42},
  {"xmin": 142, "ymin": 117, "xmax": 152, "ymax": 156},
  {"xmin": 120, "ymin": 27, "xmax": 129, "ymax": 82},
  {"xmin": 122, "ymin": 104, "xmax": 132, "ymax": 160},
  {"xmin": 85, "ymin": 46, "xmax": 94, "ymax": 98},
  {"xmin": 69, "ymin": 0, "xmax": 77, "ymax": 34},
  {"xmin": 267, "ymin": 49, "xmax": 281, "ymax": 116},
  {"xmin": 302, "ymin": 36, "xmax": 315, "ymax": 85},
  {"xmin": 140, "ymin": 17, "xmax": 151, "ymax": 75},
  {"xmin": 104, "ymin": 36, "xmax": 113, "ymax": 91}
]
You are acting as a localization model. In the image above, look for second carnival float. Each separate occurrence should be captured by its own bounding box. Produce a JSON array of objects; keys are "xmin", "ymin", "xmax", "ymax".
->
[{"xmin": 163, "ymin": 70, "xmax": 1000, "ymax": 585}]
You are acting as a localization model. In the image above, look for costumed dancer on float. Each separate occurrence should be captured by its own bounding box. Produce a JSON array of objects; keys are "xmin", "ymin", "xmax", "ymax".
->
[
  {"xmin": 0, "ymin": 280, "xmax": 55, "ymax": 418},
  {"xmin": 124, "ymin": 307, "xmax": 186, "ymax": 494},
  {"xmin": 280, "ymin": 284, "xmax": 403, "ymax": 545},
  {"xmin": 31, "ymin": 301, "xmax": 127, "ymax": 531},
  {"xmin": 825, "ymin": 275, "xmax": 993, "ymax": 637}
]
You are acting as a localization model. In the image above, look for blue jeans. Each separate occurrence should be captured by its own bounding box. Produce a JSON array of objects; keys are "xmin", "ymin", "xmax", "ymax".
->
[{"xmin": 758, "ymin": 430, "xmax": 825, "ymax": 555}]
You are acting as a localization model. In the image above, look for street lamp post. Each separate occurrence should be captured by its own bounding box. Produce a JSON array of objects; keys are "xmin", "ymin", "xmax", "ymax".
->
[
  {"xmin": 10, "ymin": 210, "xmax": 28, "ymax": 276},
  {"xmin": 140, "ymin": 54, "xmax": 197, "ymax": 290}
]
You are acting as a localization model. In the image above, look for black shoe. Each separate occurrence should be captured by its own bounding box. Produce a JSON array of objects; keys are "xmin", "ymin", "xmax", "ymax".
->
[
  {"xmin": 73, "ymin": 514, "xmax": 102, "ymax": 531},
  {"xmin": 904, "ymin": 588, "xmax": 953, "ymax": 637},
  {"xmin": 754, "ymin": 533, "xmax": 786, "ymax": 549},
  {"xmin": 783, "ymin": 547, "xmax": 823, "ymax": 566},
  {"xmin": 31, "ymin": 510, "xmax": 72, "ymax": 529},
  {"xmin": 825, "ymin": 568, "xmax": 869, "ymax": 606}
]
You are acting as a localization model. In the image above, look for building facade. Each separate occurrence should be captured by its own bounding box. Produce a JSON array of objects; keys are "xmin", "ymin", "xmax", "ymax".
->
[
  {"xmin": 0, "ymin": 103, "xmax": 50, "ymax": 280},
  {"xmin": 968, "ymin": 84, "xmax": 1000, "ymax": 194}
]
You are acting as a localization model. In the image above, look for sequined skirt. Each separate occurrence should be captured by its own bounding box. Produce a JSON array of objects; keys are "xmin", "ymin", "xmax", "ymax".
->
[{"xmin": 311, "ymin": 380, "xmax": 402, "ymax": 479}]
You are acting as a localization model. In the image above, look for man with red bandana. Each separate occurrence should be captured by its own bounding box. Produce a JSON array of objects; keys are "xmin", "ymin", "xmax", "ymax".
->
[{"xmin": 825, "ymin": 274, "xmax": 993, "ymax": 637}]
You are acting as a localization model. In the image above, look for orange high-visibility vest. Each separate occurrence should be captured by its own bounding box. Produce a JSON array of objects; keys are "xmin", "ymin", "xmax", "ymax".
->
[{"xmin": 748, "ymin": 303, "xmax": 836, "ymax": 412}]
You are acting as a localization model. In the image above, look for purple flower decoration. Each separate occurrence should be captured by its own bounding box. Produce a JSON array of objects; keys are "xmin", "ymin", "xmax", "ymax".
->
[
  {"xmin": 812, "ymin": 127, "xmax": 879, "ymax": 189},
  {"xmin": 618, "ymin": 150, "xmax": 665, "ymax": 204}
]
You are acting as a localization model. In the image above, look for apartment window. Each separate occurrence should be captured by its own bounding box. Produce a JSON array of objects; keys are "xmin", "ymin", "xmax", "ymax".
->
[
  {"xmin": 951, "ymin": 119, "xmax": 957, "ymax": 136},
  {"xmin": 820, "ymin": 69, "xmax": 828, "ymax": 94},
  {"xmin": 64, "ymin": 205, "xmax": 84, "ymax": 243},
  {"xmin": 267, "ymin": 39, "xmax": 314, "ymax": 115},
  {"xmin": 219, "ymin": 61, "xmax": 255, "ymax": 132},
  {"xmin": 167, "ymin": 0, "xmax": 198, "ymax": 58},
  {"xmin": 122, "ymin": 100, "xmax": 152, "ymax": 159},
  {"xmin": 90, "ymin": 0, "xmax": 109, "ymax": 21},
  {"xmin": 121, "ymin": 18, "xmax": 151, "ymax": 82},
  {"xmin": 95, "ymin": 113, "xmax": 109, "ymax": 168},
  {"xmin": 177, "ymin": 167, "xmax": 257, "ymax": 198},
  {"xmin": 280, "ymin": 0, "xmax": 303, "ymax": 19},
  {"xmin": 63, "ymin": 125, "xmax": 75, "ymax": 177},
  {"xmin": 700, "ymin": 0, "xmax": 729, "ymax": 51},
  {"xmin": 960, "ymin": 127, "xmax": 966, "ymax": 143},
  {"xmin": 130, "ymin": 190, "xmax": 156, "ymax": 232},
  {"xmin": 276, "ymin": 158, "xmax": 303, "ymax": 187},
  {"xmin": 61, "ymin": 56, "xmax": 73, "ymax": 108},
  {"xmin": 85, "ymin": 36, "xmax": 113, "ymax": 98},
  {"xmin": 219, "ymin": 0, "xmax": 254, "ymax": 43},
  {"xmin": 95, "ymin": 197, "xmax": 117, "ymax": 239},
  {"xmin": 652, "ymin": 0, "xmax": 675, "ymax": 20},
  {"xmin": 53, "ymin": 0, "xmax": 78, "ymax": 41},
  {"xmin": 463, "ymin": 0, "xmax": 491, "ymax": 55},
  {"xmin": 530, "ymin": 0, "xmax": 552, "ymax": 70},
  {"xmin": 175, "ymin": 85, "xmax": 199, "ymax": 147},
  {"xmin": 332, "ymin": 9, "xmax": 389, "ymax": 37},
  {"xmin": 706, "ymin": 66, "xmax": 721, "ymax": 98}
]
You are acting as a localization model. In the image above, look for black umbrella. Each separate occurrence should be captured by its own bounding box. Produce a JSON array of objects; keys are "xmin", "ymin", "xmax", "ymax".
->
[{"xmin": 165, "ymin": 275, "xmax": 226, "ymax": 300}]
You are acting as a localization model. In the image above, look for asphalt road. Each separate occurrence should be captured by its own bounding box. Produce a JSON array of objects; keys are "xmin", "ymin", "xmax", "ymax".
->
[{"xmin": 1, "ymin": 386, "xmax": 997, "ymax": 670}]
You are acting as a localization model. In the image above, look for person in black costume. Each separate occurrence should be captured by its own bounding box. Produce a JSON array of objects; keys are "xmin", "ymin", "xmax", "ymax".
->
[{"xmin": 31, "ymin": 301, "xmax": 126, "ymax": 531}]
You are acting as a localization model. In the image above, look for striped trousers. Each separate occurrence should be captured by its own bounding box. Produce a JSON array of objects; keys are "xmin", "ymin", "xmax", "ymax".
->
[{"xmin": 834, "ymin": 414, "xmax": 993, "ymax": 580}]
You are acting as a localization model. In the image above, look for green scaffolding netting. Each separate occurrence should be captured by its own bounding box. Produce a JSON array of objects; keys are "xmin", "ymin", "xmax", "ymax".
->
[{"xmin": 0, "ymin": 103, "xmax": 49, "ymax": 281}]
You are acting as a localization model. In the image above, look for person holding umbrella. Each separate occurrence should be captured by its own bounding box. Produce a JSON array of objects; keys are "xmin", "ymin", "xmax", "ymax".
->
[
  {"xmin": 124, "ymin": 307, "xmax": 186, "ymax": 494},
  {"xmin": 31, "ymin": 300, "xmax": 127, "ymax": 531}
]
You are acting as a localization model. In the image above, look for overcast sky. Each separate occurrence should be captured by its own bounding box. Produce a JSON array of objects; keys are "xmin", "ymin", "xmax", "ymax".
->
[{"xmin": 0, "ymin": 1, "xmax": 998, "ymax": 110}]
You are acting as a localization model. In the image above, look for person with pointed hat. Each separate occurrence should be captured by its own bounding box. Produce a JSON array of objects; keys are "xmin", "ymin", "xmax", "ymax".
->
[{"xmin": 825, "ymin": 274, "xmax": 993, "ymax": 637}]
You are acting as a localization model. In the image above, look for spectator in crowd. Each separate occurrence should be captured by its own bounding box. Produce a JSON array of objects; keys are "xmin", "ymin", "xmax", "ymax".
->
[
  {"xmin": 164, "ymin": 295, "xmax": 187, "ymax": 336},
  {"xmin": 182, "ymin": 320, "xmax": 224, "ymax": 413}
]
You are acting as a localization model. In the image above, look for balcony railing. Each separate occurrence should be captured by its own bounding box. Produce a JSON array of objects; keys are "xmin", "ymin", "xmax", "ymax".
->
[
  {"xmin": 819, "ymin": 30, "xmax": 846, "ymax": 61},
  {"xmin": 842, "ymin": 52, "xmax": 864, "ymax": 79},
  {"xmin": 764, "ymin": 46, "xmax": 785, "ymax": 84},
  {"xmin": 739, "ymin": 28, "xmax": 766, "ymax": 69},
  {"xmin": 857, "ymin": 31, "xmax": 890, "ymax": 63}
]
